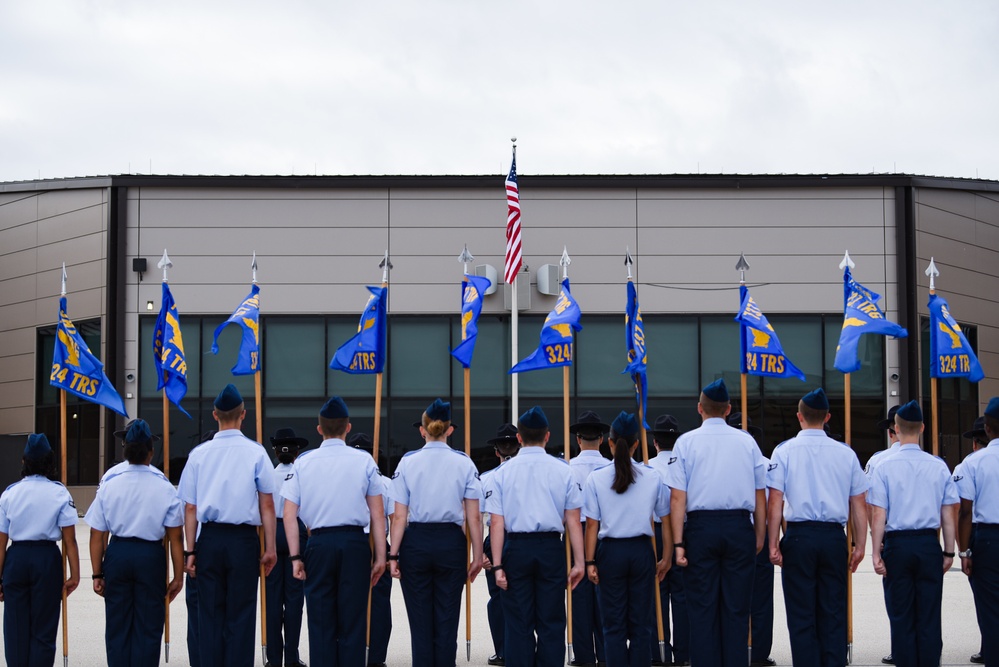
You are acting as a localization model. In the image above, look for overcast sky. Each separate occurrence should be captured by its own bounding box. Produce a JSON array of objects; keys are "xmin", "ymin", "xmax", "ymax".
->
[{"xmin": 2, "ymin": 1, "xmax": 997, "ymax": 183}]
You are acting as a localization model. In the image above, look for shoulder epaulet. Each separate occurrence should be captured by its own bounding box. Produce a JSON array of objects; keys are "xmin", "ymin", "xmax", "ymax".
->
[
  {"xmin": 3, "ymin": 480, "xmax": 22, "ymax": 493},
  {"xmin": 296, "ymin": 449, "xmax": 316, "ymax": 461},
  {"xmin": 551, "ymin": 454, "xmax": 569, "ymax": 464},
  {"xmin": 401, "ymin": 449, "xmax": 422, "ymax": 459},
  {"xmin": 773, "ymin": 439, "xmax": 791, "ymax": 449},
  {"xmin": 447, "ymin": 448, "xmax": 471, "ymax": 458}
]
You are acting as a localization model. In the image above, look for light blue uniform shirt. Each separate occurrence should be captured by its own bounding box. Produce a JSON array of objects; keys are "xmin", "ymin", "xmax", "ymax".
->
[
  {"xmin": 0, "ymin": 476, "xmax": 78, "ymax": 541},
  {"xmin": 649, "ymin": 450, "xmax": 671, "ymax": 524},
  {"xmin": 955, "ymin": 440, "xmax": 999, "ymax": 523},
  {"xmin": 85, "ymin": 464, "xmax": 184, "ymax": 540},
  {"xmin": 869, "ymin": 443, "xmax": 959, "ymax": 531},
  {"xmin": 570, "ymin": 451, "xmax": 608, "ymax": 523},
  {"xmin": 390, "ymin": 441, "xmax": 482, "ymax": 526},
  {"xmin": 281, "ymin": 439, "xmax": 381, "ymax": 529},
  {"xmin": 485, "ymin": 446, "xmax": 582, "ymax": 533},
  {"xmin": 177, "ymin": 429, "xmax": 276, "ymax": 525},
  {"xmin": 363, "ymin": 473, "xmax": 392, "ymax": 536},
  {"xmin": 272, "ymin": 462, "xmax": 295, "ymax": 520},
  {"xmin": 665, "ymin": 418, "xmax": 766, "ymax": 512},
  {"xmin": 100, "ymin": 461, "xmax": 167, "ymax": 486},
  {"xmin": 765, "ymin": 429, "xmax": 867, "ymax": 525},
  {"xmin": 584, "ymin": 461, "xmax": 669, "ymax": 539},
  {"xmin": 864, "ymin": 442, "xmax": 901, "ymax": 503}
]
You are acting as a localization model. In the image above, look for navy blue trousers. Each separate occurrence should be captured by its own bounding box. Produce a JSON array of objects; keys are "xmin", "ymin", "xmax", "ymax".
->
[
  {"xmin": 683, "ymin": 511, "xmax": 755, "ymax": 667},
  {"xmin": 750, "ymin": 540, "xmax": 774, "ymax": 663},
  {"xmin": 304, "ymin": 527, "xmax": 371, "ymax": 667},
  {"xmin": 883, "ymin": 530, "xmax": 944, "ymax": 667},
  {"xmin": 2, "ymin": 540, "xmax": 62, "ymax": 667},
  {"xmin": 104, "ymin": 537, "xmax": 167, "ymax": 667},
  {"xmin": 483, "ymin": 534, "xmax": 505, "ymax": 659},
  {"xmin": 973, "ymin": 525, "xmax": 999, "ymax": 666},
  {"xmin": 502, "ymin": 532, "xmax": 566, "ymax": 667},
  {"xmin": 651, "ymin": 524, "xmax": 689, "ymax": 664},
  {"xmin": 368, "ymin": 539, "xmax": 393, "ymax": 664},
  {"xmin": 266, "ymin": 520, "xmax": 306, "ymax": 666},
  {"xmin": 398, "ymin": 522, "xmax": 466, "ymax": 667},
  {"xmin": 569, "ymin": 524, "xmax": 604, "ymax": 664},
  {"xmin": 186, "ymin": 572, "xmax": 200, "ymax": 667},
  {"xmin": 196, "ymin": 522, "xmax": 261, "ymax": 667},
  {"xmin": 596, "ymin": 536, "xmax": 655, "ymax": 667},
  {"xmin": 780, "ymin": 522, "xmax": 846, "ymax": 667}
]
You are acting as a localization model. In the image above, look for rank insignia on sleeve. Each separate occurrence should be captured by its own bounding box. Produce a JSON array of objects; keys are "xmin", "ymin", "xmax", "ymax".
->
[
  {"xmin": 284, "ymin": 473, "xmax": 294, "ymax": 481},
  {"xmin": 668, "ymin": 457, "xmax": 677, "ymax": 465},
  {"xmin": 767, "ymin": 463, "xmax": 778, "ymax": 472}
]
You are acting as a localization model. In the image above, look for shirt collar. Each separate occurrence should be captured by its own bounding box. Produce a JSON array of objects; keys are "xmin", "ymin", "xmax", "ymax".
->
[
  {"xmin": 518, "ymin": 446, "xmax": 548, "ymax": 455},
  {"xmin": 422, "ymin": 441, "xmax": 450, "ymax": 450},
  {"xmin": 577, "ymin": 450, "xmax": 604, "ymax": 458},
  {"xmin": 898, "ymin": 442, "xmax": 922, "ymax": 451},
  {"xmin": 798, "ymin": 429, "xmax": 826, "ymax": 437},
  {"xmin": 320, "ymin": 438, "xmax": 346, "ymax": 448}
]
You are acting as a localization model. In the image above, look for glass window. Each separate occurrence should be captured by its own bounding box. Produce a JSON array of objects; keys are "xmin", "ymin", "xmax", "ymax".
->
[
  {"xmin": 763, "ymin": 317, "xmax": 824, "ymax": 397},
  {"xmin": 201, "ymin": 317, "xmax": 256, "ymax": 400},
  {"xmin": 450, "ymin": 316, "xmax": 510, "ymax": 397},
  {"xmin": 701, "ymin": 317, "xmax": 759, "ymax": 401},
  {"xmin": 516, "ymin": 315, "xmax": 573, "ymax": 397},
  {"xmin": 644, "ymin": 317, "xmax": 698, "ymax": 398},
  {"xmin": 576, "ymin": 319, "xmax": 633, "ymax": 398},
  {"xmin": 389, "ymin": 317, "xmax": 451, "ymax": 398},
  {"xmin": 265, "ymin": 318, "xmax": 325, "ymax": 398},
  {"xmin": 327, "ymin": 319, "xmax": 379, "ymax": 398}
]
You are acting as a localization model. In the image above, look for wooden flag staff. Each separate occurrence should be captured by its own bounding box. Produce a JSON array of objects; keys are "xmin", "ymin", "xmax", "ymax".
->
[
  {"xmin": 559, "ymin": 248, "xmax": 576, "ymax": 664},
  {"xmin": 839, "ymin": 251, "xmax": 855, "ymax": 665},
  {"xmin": 925, "ymin": 258, "xmax": 941, "ymax": 457},
  {"xmin": 59, "ymin": 264, "xmax": 70, "ymax": 667},
  {"xmin": 627, "ymin": 248, "xmax": 667, "ymax": 664},
  {"xmin": 250, "ymin": 253, "xmax": 268, "ymax": 666},
  {"xmin": 159, "ymin": 250, "xmax": 173, "ymax": 662},
  {"xmin": 367, "ymin": 250, "xmax": 392, "ymax": 664},
  {"xmin": 460, "ymin": 244, "xmax": 475, "ymax": 662}
]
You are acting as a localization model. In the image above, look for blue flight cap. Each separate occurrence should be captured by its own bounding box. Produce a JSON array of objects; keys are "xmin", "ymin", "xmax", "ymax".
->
[
  {"xmin": 125, "ymin": 419, "xmax": 154, "ymax": 444},
  {"xmin": 214, "ymin": 383, "xmax": 243, "ymax": 411},
  {"xmin": 984, "ymin": 397, "xmax": 999, "ymax": 420},
  {"xmin": 801, "ymin": 388, "xmax": 830, "ymax": 411},
  {"xmin": 895, "ymin": 400, "xmax": 923, "ymax": 424},
  {"xmin": 519, "ymin": 406, "xmax": 549, "ymax": 430},
  {"xmin": 320, "ymin": 396, "xmax": 349, "ymax": 419},
  {"xmin": 425, "ymin": 398, "xmax": 451, "ymax": 422},
  {"xmin": 701, "ymin": 378, "xmax": 729, "ymax": 402},
  {"xmin": 24, "ymin": 433, "xmax": 52, "ymax": 461},
  {"xmin": 611, "ymin": 411, "xmax": 639, "ymax": 438}
]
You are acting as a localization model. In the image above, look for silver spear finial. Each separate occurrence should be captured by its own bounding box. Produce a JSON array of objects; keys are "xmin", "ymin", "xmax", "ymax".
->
[
  {"xmin": 624, "ymin": 247, "xmax": 634, "ymax": 280},
  {"xmin": 60, "ymin": 263, "xmax": 67, "ymax": 296},
  {"xmin": 925, "ymin": 257, "xmax": 939, "ymax": 293},
  {"xmin": 839, "ymin": 250, "xmax": 856, "ymax": 271},
  {"xmin": 736, "ymin": 253, "xmax": 750, "ymax": 284},
  {"xmin": 251, "ymin": 252, "xmax": 258, "ymax": 284},
  {"xmin": 158, "ymin": 249, "xmax": 173, "ymax": 282},
  {"xmin": 380, "ymin": 250, "xmax": 393, "ymax": 284},
  {"xmin": 458, "ymin": 244, "xmax": 474, "ymax": 274},
  {"xmin": 559, "ymin": 246, "xmax": 571, "ymax": 280}
]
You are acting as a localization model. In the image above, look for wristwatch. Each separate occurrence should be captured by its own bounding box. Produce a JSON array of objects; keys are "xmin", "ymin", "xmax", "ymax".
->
[{"xmin": 959, "ymin": 549, "xmax": 972, "ymax": 558}]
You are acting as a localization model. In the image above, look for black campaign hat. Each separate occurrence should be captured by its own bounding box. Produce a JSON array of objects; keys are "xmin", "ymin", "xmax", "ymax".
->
[
  {"xmin": 728, "ymin": 412, "xmax": 764, "ymax": 440},
  {"xmin": 650, "ymin": 414, "xmax": 681, "ymax": 440},
  {"xmin": 347, "ymin": 432, "xmax": 373, "ymax": 452},
  {"xmin": 270, "ymin": 427, "xmax": 308, "ymax": 451},
  {"xmin": 876, "ymin": 404, "xmax": 901, "ymax": 431},
  {"xmin": 488, "ymin": 423, "xmax": 519, "ymax": 446},
  {"xmin": 114, "ymin": 418, "xmax": 161, "ymax": 442},
  {"xmin": 569, "ymin": 410, "xmax": 610, "ymax": 435},
  {"xmin": 963, "ymin": 416, "xmax": 987, "ymax": 442}
]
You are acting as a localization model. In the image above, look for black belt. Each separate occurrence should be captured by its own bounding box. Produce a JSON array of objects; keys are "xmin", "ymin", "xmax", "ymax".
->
[
  {"xmin": 507, "ymin": 531, "xmax": 561, "ymax": 540},
  {"xmin": 687, "ymin": 510, "xmax": 750, "ymax": 519},
  {"xmin": 787, "ymin": 520, "xmax": 843, "ymax": 528},
  {"xmin": 311, "ymin": 526, "xmax": 363, "ymax": 535},
  {"xmin": 10, "ymin": 540, "xmax": 57, "ymax": 547},
  {"xmin": 885, "ymin": 528, "xmax": 937, "ymax": 537},
  {"xmin": 976, "ymin": 523, "xmax": 999, "ymax": 530},
  {"xmin": 111, "ymin": 536, "xmax": 161, "ymax": 545},
  {"xmin": 601, "ymin": 535, "xmax": 650, "ymax": 542},
  {"xmin": 407, "ymin": 522, "xmax": 460, "ymax": 529}
]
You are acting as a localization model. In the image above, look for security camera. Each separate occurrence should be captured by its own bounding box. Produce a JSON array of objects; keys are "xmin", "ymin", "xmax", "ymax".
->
[
  {"xmin": 889, "ymin": 372, "xmax": 900, "ymax": 382},
  {"xmin": 125, "ymin": 373, "xmax": 136, "ymax": 383}
]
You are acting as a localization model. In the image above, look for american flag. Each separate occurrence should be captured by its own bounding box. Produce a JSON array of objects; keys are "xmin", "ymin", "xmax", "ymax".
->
[{"xmin": 504, "ymin": 156, "xmax": 523, "ymax": 285}]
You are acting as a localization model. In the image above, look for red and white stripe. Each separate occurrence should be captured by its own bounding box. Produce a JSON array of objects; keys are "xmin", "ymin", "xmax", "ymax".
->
[{"xmin": 504, "ymin": 160, "xmax": 522, "ymax": 285}]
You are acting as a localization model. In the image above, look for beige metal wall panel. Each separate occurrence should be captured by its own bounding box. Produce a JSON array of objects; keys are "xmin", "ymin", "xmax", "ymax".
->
[
  {"xmin": 638, "ymin": 226, "xmax": 888, "ymax": 258},
  {"xmin": 136, "ymin": 226, "xmax": 388, "ymax": 260},
  {"xmin": 0, "ymin": 275, "xmax": 36, "ymax": 306},
  {"xmin": 914, "ymin": 188, "xmax": 999, "ymax": 400},
  {"xmin": 135, "ymin": 197, "xmax": 391, "ymax": 230},
  {"xmin": 509, "ymin": 199, "xmax": 638, "ymax": 229},
  {"xmin": 637, "ymin": 197, "xmax": 887, "ymax": 228},
  {"xmin": 35, "ymin": 188, "xmax": 105, "ymax": 222},
  {"xmin": 0, "ymin": 380, "xmax": 33, "ymax": 412},
  {"xmin": 0, "ymin": 221, "xmax": 39, "ymax": 256},
  {"xmin": 384, "ymin": 198, "xmax": 504, "ymax": 228},
  {"xmin": 135, "ymin": 187, "xmax": 390, "ymax": 201},
  {"xmin": 0, "ymin": 328, "xmax": 34, "ymax": 357},
  {"xmin": 0, "ymin": 248, "xmax": 41, "ymax": 282}
]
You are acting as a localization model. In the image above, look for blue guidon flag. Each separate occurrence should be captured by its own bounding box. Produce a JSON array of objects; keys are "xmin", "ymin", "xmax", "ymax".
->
[
  {"xmin": 451, "ymin": 274, "xmax": 493, "ymax": 369},
  {"xmin": 153, "ymin": 281, "xmax": 191, "ymax": 417},
  {"xmin": 622, "ymin": 281, "xmax": 650, "ymax": 427},
  {"xmin": 50, "ymin": 297, "xmax": 128, "ymax": 417},
  {"xmin": 834, "ymin": 266, "xmax": 907, "ymax": 373},
  {"xmin": 928, "ymin": 293, "xmax": 984, "ymax": 381},
  {"xmin": 510, "ymin": 278, "xmax": 582, "ymax": 373},
  {"xmin": 212, "ymin": 284, "xmax": 261, "ymax": 375},
  {"xmin": 735, "ymin": 285, "xmax": 806, "ymax": 381},
  {"xmin": 331, "ymin": 285, "xmax": 388, "ymax": 374}
]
